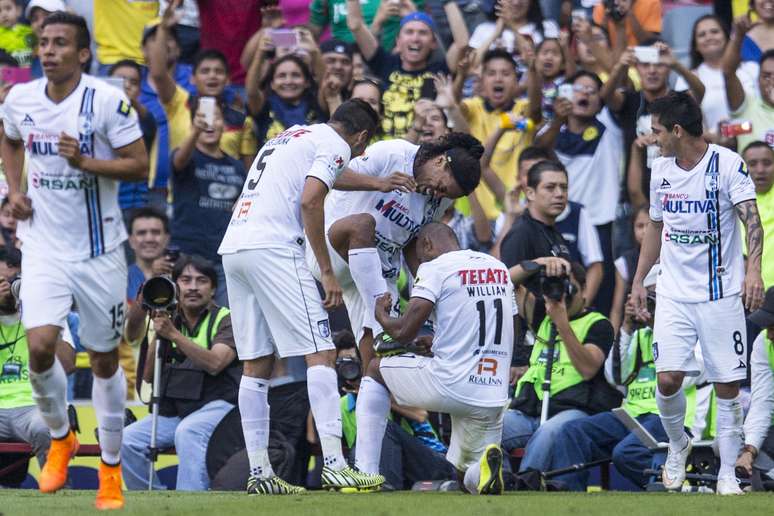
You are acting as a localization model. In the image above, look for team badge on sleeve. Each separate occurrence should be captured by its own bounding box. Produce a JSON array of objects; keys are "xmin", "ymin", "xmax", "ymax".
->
[
  {"xmin": 317, "ymin": 320, "xmax": 331, "ymax": 339},
  {"xmin": 117, "ymin": 100, "xmax": 131, "ymax": 117}
]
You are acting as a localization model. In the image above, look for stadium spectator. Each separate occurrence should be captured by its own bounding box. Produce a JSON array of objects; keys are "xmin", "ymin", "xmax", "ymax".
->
[
  {"xmin": 149, "ymin": 3, "xmax": 256, "ymax": 169},
  {"xmin": 246, "ymin": 54, "xmax": 323, "ymax": 147},
  {"xmin": 743, "ymin": 141, "xmax": 774, "ymax": 289},
  {"xmin": 739, "ymin": 0, "xmax": 774, "ymax": 62},
  {"xmin": 602, "ymin": 40, "xmax": 704, "ymax": 209},
  {"xmin": 527, "ymin": 37, "xmax": 574, "ymax": 123},
  {"xmin": 571, "ymin": 17, "xmax": 620, "ymax": 84},
  {"xmin": 93, "ymin": 0, "xmax": 158, "ymax": 74},
  {"xmin": 546, "ymin": 265, "xmax": 703, "ymax": 491},
  {"xmin": 24, "ymin": 0, "xmax": 66, "ymax": 79},
  {"xmin": 110, "ymin": 60, "xmax": 159, "ymax": 216},
  {"xmin": 723, "ymin": 16, "xmax": 774, "ymax": 150},
  {"xmin": 737, "ymin": 286, "xmax": 774, "ymax": 477},
  {"xmin": 346, "ymin": 0, "xmax": 469, "ymax": 138},
  {"xmin": 159, "ymin": 0, "xmax": 200, "ymax": 64},
  {"xmin": 469, "ymin": 0, "xmax": 559, "ymax": 61},
  {"xmin": 0, "ymin": 196, "xmax": 17, "ymax": 251},
  {"xmin": 592, "ymin": 0, "xmax": 662, "ymax": 47},
  {"xmin": 610, "ymin": 205, "xmax": 648, "ymax": 333},
  {"xmin": 170, "ymin": 100, "xmax": 247, "ymax": 306},
  {"xmin": 350, "ymin": 78, "xmax": 384, "ymax": 124},
  {"xmin": 317, "ymin": 39, "xmax": 355, "ymax": 117},
  {"xmin": 676, "ymin": 15, "xmax": 757, "ymax": 138},
  {"xmin": 125, "ymin": 207, "xmax": 173, "ymax": 304},
  {"xmin": 310, "ymin": 0, "xmax": 417, "ymax": 51},
  {"xmin": 0, "ymin": 0, "xmax": 34, "ymax": 67},
  {"xmin": 504, "ymin": 261, "xmax": 618, "ymax": 473},
  {"xmin": 121, "ymin": 255, "xmax": 240, "ymax": 491},
  {"xmin": 0, "ymin": 248, "xmax": 75, "ymax": 470}
]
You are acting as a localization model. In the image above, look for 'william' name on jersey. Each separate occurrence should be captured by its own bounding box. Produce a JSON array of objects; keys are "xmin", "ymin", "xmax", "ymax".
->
[{"xmin": 459, "ymin": 268, "xmax": 510, "ymax": 297}]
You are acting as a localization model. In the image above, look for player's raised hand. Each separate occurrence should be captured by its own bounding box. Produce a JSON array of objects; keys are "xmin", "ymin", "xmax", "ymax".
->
[
  {"xmin": 7, "ymin": 191, "xmax": 32, "ymax": 220},
  {"xmin": 379, "ymin": 172, "xmax": 416, "ymax": 193},
  {"xmin": 742, "ymin": 269, "xmax": 764, "ymax": 311},
  {"xmin": 321, "ymin": 271, "xmax": 343, "ymax": 310},
  {"xmin": 58, "ymin": 132, "xmax": 84, "ymax": 168}
]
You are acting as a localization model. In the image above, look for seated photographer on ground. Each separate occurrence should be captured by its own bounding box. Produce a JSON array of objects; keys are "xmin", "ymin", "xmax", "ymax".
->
[
  {"xmin": 0, "ymin": 247, "xmax": 75, "ymax": 473},
  {"xmin": 502, "ymin": 262, "xmax": 618, "ymax": 474},
  {"xmin": 736, "ymin": 287, "xmax": 774, "ymax": 479},
  {"xmin": 121, "ymin": 255, "xmax": 240, "ymax": 491},
  {"xmin": 335, "ymin": 330, "xmax": 454, "ymax": 490},
  {"xmin": 545, "ymin": 265, "xmax": 703, "ymax": 491}
]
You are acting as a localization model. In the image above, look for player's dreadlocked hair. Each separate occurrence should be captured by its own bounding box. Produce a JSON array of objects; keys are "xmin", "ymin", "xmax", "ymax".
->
[{"xmin": 414, "ymin": 133, "xmax": 484, "ymax": 196}]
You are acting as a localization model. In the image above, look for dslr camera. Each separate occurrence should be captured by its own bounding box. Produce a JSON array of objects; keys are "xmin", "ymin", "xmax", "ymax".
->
[{"xmin": 538, "ymin": 266, "xmax": 576, "ymax": 302}]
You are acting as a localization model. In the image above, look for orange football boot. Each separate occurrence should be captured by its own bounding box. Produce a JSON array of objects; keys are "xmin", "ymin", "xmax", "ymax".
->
[
  {"xmin": 95, "ymin": 461, "xmax": 125, "ymax": 510},
  {"xmin": 39, "ymin": 430, "xmax": 78, "ymax": 493}
]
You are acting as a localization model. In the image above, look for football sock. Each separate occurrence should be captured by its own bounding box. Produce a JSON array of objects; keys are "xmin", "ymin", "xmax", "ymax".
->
[
  {"xmin": 355, "ymin": 376, "xmax": 390, "ymax": 475},
  {"xmin": 656, "ymin": 387, "xmax": 688, "ymax": 452},
  {"xmin": 463, "ymin": 460, "xmax": 481, "ymax": 495},
  {"xmin": 348, "ymin": 248, "xmax": 388, "ymax": 334},
  {"xmin": 716, "ymin": 394, "xmax": 743, "ymax": 478},
  {"xmin": 307, "ymin": 365, "xmax": 346, "ymax": 470},
  {"xmin": 239, "ymin": 375, "xmax": 274, "ymax": 478},
  {"xmin": 29, "ymin": 358, "xmax": 70, "ymax": 439},
  {"xmin": 92, "ymin": 367, "xmax": 126, "ymax": 465}
]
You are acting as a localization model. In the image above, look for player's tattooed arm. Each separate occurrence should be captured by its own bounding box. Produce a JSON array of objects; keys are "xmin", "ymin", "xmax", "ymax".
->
[
  {"xmin": 735, "ymin": 199, "xmax": 764, "ymax": 270},
  {"xmin": 735, "ymin": 199, "xmax": 765, "ymax": 311}
]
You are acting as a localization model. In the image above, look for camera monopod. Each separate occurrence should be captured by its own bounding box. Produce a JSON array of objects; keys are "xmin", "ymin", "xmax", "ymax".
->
[
  {"xmin": 140, "ymin": 276, "xmax": 178, "ymax": 491},
  {"xmin": 539, "ymin": 323, "xmax": 558, "ymax": 425}
]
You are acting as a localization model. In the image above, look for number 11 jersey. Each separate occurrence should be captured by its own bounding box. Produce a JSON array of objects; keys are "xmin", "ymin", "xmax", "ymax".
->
[{"xmin": 218, "ymin": 124, "xmax": 351, "ymax": 254}]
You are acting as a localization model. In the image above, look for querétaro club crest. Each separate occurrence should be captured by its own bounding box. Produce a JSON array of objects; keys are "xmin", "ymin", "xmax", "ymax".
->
[{"xmin": 317, "ymin": 319, "xmax": 331, "ymax": 339}]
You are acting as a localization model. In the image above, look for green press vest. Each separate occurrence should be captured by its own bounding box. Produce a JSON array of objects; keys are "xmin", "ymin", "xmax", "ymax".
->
[
  {"xmin": 178, "ymin": 306, "xmax": 230, "ymax": 352},
  {"xmin": 0, "ymin": 319, "xmax": 32, "ymax": 409},
  {"xmin": 516, "ymin": 312, "xmax": 607, "ymax": 400},
  {"xmin": 621, "ymin": 327, "xmax": 697, "ymax": 426}
]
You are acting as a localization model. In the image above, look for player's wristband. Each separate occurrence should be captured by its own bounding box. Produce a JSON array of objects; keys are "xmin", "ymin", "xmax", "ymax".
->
[{"xmin": 500, "ymin": 113, "xmax": 515, "ymax": 130}]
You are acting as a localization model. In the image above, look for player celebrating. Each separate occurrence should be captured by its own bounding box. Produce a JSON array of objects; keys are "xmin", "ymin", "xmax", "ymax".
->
[
  {"xmin": 356, "ymin": 222, "xmax": 514, "ymax": 494},
  {"xmin": 219, "ymin": 99, "xmax": 386, "ymax": 495},
  {"xmin": 0, "ymin": 13, "xmax": 148, "ymax": 510},
  {"xmin": 307, "ymin": 133, "xmax": 483, "ymax": 366},
  {"xmin": 631, "ymin": 92, "xmax": 764, "ymax": 495}
]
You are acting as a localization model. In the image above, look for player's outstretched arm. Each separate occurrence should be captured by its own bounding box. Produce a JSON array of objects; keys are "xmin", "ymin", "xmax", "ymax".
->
[
  {"xmin": 333, "ymin": 169, "xmax": 416, "ymax": 193},
  {"xmin": 375, "ymin": 293, "xmax": 433, "ymax": 345},
  {"xmin": 59, "ymin": 136, "xmax": 148, "ymax": 181},
  {"xmin": 630, "ymin": 218, "xmax": 663, "ymax": 318},
  {"xmin": 302, "ymin": 177, "xmax": 343, "ymax": 309},
  {"xmin": 736, "ymin": 199, "xmax": 765, "ymax": 311}
]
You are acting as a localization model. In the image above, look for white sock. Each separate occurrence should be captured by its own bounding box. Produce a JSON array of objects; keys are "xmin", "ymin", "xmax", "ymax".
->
[
  {"xmin": 239, "ymin": 376, "xmax": 274, "ymax": 478},
  {"xmin": 716, "ymin": 395, "xmax": 743, "ymax": 479},
  {"xmin": 656, "ymin": 388, "xmax": 689, "ymax": 452},
  {"xmin": 463, "ymin": 460, "xmax": 481, "ymax": 495},
  {"xmin": 348, "ymin": 248, "xmax": 388, "ymax": 334},
  {"xmin": 92, "ymin": 367, "xmax": 127, "ymax": 465},
  {"xmin": 307, "ymin": 365, "xmax": 346, "ymax": 470},
  {"xmin": 29, "ymin": 358, "xmax": 70, "ymax": 439},
  {"xmin": 354, "ymin": 376, "xmax": 390, "ymax": 474}
]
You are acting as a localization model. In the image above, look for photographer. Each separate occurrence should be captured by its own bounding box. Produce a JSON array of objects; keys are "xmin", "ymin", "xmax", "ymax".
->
[
  {"xmin": 120, "ymin": 255, "xmax": 240, "ymax": 491},
  {"xmin": 545, "ymin": 265, "xmax": 703, "ymax": 491},
  {"xmin": 503, "ymin": 262, "xmax": 617, "ymax": 474},
  {"xmin": 0, "ymin": 248, "xmax": 75, "ymax": 473}
]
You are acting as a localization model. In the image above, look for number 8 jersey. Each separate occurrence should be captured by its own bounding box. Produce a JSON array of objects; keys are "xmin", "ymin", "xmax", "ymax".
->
[
  {"xmin": 218, "ymin": 124, "xmax": 351, "ymax": 254},
  {"xmin": 411, "ymin": 249, "xmax": 517, "ymax": 407}
]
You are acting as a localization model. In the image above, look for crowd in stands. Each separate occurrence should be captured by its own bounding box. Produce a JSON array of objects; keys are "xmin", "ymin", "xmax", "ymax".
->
[{"xmin": 1, "ymin": 0, "xmax": 774, "ymax": 493}]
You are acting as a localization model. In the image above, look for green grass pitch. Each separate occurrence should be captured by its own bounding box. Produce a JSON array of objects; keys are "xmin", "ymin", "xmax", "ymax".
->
[{"xmin": 2, "ymin": 490, "xmax": 774, "ymax": 516}]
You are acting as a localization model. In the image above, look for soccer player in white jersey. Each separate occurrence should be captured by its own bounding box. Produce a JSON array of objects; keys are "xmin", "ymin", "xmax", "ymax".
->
[
  {"xmin": 219, "ymin": 99, "xmax": 387, "ymax": 494},
  {"xmin": 631, "ymin": 92, "xmax": 765, "ymax": 495},
  {"xmin": 307, "ymin": 133, "xmax": 483, "ymax": 366},
  {"xmin": 355, "ymin": 222, "xmax": 515, "ymax": 494},
  {"xmin": 0, "ymin": 13, "xmax": 148, "ymax": 510}
]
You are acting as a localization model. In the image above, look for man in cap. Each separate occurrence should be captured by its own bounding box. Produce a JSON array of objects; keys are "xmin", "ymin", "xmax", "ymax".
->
[{"xmin": 319, "ymin": 39, "xmax": 355, "ymax": 116}]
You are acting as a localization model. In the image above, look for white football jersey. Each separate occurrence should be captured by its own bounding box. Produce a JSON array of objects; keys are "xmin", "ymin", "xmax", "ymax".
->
[
  {"xmin": 218, "ymin": 124, "xmax": 351, "ymax": 254},
  {"xmin": 411, "ymin": 249, "xmax": 516, "ymax": 407},
  {"xmin": 2, "ymin": 75, "xmax": 142, "ymax": 261},
  {"xmin": 324, "ymin": 139, "xmax": 452, "ymax": 280},
  {"xmin": 649, "ymin": 144, "xmax": 756, "ymax": 303}
]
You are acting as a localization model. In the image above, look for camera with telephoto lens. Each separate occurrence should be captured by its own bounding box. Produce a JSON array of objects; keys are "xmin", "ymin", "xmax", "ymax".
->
[
  {"xmin": 141, "ymin": 275, "xmax": 178, "ymax": 313},
  {"xmin": 538, "ymin": 267, "xmax": 575, "ymax": 302},
  {"xmin": 335, "ymin": 356, "xmax": 362, "ymax": 382},
  {"xmin": 605, "ymin": 0, "xmax": 626, "ymax": 21}
]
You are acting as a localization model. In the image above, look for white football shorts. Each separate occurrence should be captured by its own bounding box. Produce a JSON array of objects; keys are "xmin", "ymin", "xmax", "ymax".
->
[
  {"xmin": 223, "ymin": 247, "xmax": 335, "ymax": 360},
  {"xmin": 380, "ymin": 354, "xmax": 507, "ymax": 470},
  {"xmin": 653, "ymin": 294, "xmax": 747, "ymax": 383},
  {"xmin": 20, "ymin": 246, "xmax": 127, "ymax": 352}
]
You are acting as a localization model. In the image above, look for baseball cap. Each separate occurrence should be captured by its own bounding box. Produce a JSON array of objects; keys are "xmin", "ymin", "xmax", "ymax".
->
[
  {"xmin": 319, "ymin": 39, "xmax": 353, "ymax": 59},
  {"xmin": 749, "ymin": 287, "xmax": 774, "ymax": 328},
  {"xmin": 400, "ymin": 12, "xmax": 436, "ymax": 33},
  {"xmin": 25, "ymin": 0, "xmax": 67, "ymax": 19}
]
